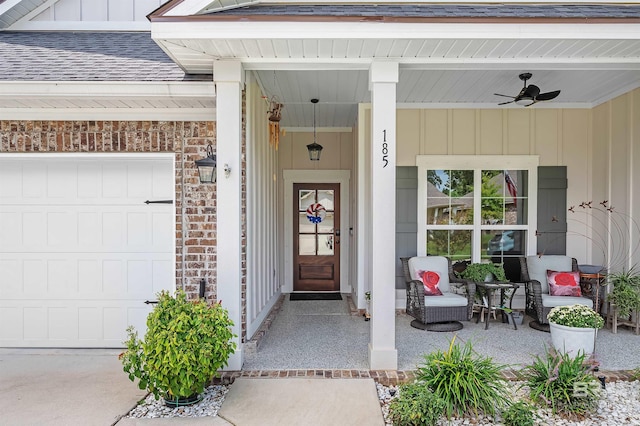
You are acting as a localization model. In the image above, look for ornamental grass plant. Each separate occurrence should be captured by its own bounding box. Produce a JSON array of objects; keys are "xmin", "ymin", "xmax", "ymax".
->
[
  {"xmin": 415, "ymin": 336, "xmax": 509, "ymax": 418},
  {"xmin": 547, "ymin": 304, "xmax": 604, "ymax": 329},
  {"xmin": 520, "ymin": 346, "xmax": 601, "ymax": 417}
]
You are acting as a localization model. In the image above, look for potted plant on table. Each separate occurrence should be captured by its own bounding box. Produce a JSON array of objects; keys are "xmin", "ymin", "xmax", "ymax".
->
[
  {"xmin": 547, "ymin": 304, "xmax": 604, "ymax": 358},
  {"xmin": 457, "ymin": 262, "xmax": 510, "ymax": 319},
  {"xmin": 607, "ymin": 268, "xmax": 640, "ymax": 333},
  {"xmin": 457, "ymin": 262, "xmax": 507, "ymax": 283},
  {"xmin": 119, "ymin": 290, "xmax": 237, "ymax": 407}
]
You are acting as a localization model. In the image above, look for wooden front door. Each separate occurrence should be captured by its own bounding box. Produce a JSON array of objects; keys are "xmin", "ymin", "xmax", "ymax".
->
[{"xmin": 293, "ymin": 183, "xmax": 340, "ymax": 291}]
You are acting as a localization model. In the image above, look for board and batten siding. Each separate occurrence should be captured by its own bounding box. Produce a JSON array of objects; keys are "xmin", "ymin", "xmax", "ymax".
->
[
  {"xmin": 29, "ymin": 0, "xmax": 161, "ymax": 22},
  {"xmin": 394, "ymin": 107, "xmax": 593, "ymax": 261},
  {"xmin": 246, "ymin": 77, "xmax": 280, "ymax": 339}
]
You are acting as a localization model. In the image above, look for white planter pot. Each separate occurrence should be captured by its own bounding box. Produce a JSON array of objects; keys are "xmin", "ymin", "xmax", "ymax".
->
[{"xmin": 549, "ymin": 322, "xmax": 597, "ymax": 357}]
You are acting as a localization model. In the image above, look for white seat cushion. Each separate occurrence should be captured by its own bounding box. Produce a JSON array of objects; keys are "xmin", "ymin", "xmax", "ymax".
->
[
  {"xmin": 542, "ymin": 294, "xmax": 593, "ymax": 309},
  {"xmin": 408, "ymin": 256, "xmax": 451, "ymax": 293},
  {"xmin": 526, "ymin": 255, "xmax": 573, "ymax": 294},
  {"xmin": 424, "ymin": 293, "xmax": 469, "ymax": 307}
]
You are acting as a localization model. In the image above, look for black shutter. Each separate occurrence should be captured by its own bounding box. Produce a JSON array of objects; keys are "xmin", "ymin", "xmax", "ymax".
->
[
  {"xmin": 396, "ymin": 167, "xmax": 418, "ymax": 289},
  {"xmin": 536, "ymin": 166, "xmax": 568, "ymax": 255}
]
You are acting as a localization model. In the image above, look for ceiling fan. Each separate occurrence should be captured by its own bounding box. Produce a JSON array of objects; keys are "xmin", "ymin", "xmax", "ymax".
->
[{"xmin": 495, "ymin": 73, "xmax": 561, "ymax": 107}]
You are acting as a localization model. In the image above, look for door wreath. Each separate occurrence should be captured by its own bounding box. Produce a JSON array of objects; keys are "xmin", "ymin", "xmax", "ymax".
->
[{"xmin": 306, "ymin": 203, "xmax": 326, "ymax": 224}]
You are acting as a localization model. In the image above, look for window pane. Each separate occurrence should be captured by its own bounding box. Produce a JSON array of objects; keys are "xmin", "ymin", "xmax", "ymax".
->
[
  {"xmin": 299, "ymin": 235, "xmax": 315, "ymax": 255},
  {"xmin": 317, "ymin": 235, "xmax": 334, "ymax": 255},
  {"xmin": 481, "ymin": 170, "xmax": 528, "ymax": 225},
  {"xmin": 299, "ymin": 212, "xmax": 315, "ymax": 233},
  {"xmin": 427, "ymin": 230, "xmax": 472, "ymax": 261},
  {"xmin": 299, "ymin": 190, "xmax": 315, "ymax": 211},
  {"xmin": 505, "ymin": 170, "xmax": 527, "ymax": 225},
  {"xmin": 317, "ymin": 212, "xmax": 334, "ymax": 233},
  {"xmin": 482, "ymin": 230, "xmax": 525, "ymax": 260},
  {"xmin": 427, "ymin": 169, "xmax": 474, "ymax": 225},
  {"xmin": 317, "ymin": 190, "xmax": 334, "ymax": 211}
]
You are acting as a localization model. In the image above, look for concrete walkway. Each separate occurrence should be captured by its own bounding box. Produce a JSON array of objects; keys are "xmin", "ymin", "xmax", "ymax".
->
[
  {"xmin": 0, "ymin": 349, "xmax": 385, "ymax": 425},
  {"xmin": 218, "ymin": 378, "xmax": 384, "ymax": 426},
  {"xmin": 0, "ymin": 349, "xmax": 146, "ymax": 426}
]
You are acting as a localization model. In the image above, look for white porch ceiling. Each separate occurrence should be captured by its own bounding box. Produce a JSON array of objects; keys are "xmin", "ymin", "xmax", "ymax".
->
[{"xmin": 153, "ymin": 31, "xmax": 640, "ymax": 128}]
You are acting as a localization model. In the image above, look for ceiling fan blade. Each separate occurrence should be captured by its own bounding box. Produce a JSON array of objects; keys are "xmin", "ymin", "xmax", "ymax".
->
[
  {"xmin": 498, "ymin": 100, "xmax": 515, "ymax": 105},
  {"xmin": 524, "ymin": 84, "xmax": 541, "ymax": 98},
  {"xmin": 536, "ymin": 90, "xmax": 561, "ymax": 101},
  {"xmin": 494, "ymin": 93, "xmax": 515, "ymax": 99}
]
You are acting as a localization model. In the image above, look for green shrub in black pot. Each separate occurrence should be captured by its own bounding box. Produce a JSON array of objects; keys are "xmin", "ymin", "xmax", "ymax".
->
[
  {"xmin": 119, "ymin": 290, "xmax": 236, "ymax": 406},
  {"xmin": 457, "ymin": 262, "xmax": 507, "ymax": 283}
]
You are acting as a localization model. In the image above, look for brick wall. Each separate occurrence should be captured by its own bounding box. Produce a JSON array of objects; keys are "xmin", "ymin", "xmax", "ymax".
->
[{"xmin": 0, "ymin": 120, "xmax": 239, "ymax": 309}]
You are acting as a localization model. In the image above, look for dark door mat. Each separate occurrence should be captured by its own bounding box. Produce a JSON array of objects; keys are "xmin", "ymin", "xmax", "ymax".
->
[{"xmin": 290, "ymin": 293, "xmax": 343, "ymax": 301}]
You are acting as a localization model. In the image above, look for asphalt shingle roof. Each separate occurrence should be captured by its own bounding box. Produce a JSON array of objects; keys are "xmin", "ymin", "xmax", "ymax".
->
[
  {"xmin": 208, "ymin": 4, "xmax": 640, "ymax": 19},
  {"xmin": 0, "ymin": 32, "xmax": 210, "ymax": 81}
]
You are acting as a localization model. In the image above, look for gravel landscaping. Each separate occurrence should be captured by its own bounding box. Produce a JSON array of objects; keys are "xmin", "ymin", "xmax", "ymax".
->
[
  {"xmin": 125, "ymin": 378, "xmax": 640, "ymax": 424},
  {"xmin": 126, "ymin": 384, "xmax": 228, "ymax": 419},
  {"xmin": 377, "ymin": 380, "xmax": 640, "ymax": 425}
]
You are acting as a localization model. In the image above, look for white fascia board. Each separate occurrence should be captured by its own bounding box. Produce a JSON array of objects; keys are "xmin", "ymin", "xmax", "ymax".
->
[
  {"xmin": 164, "ymin": 0, "xmax": 219, "ymax": 16},
  {"xmin": 242, "ymin": 58, "xmax": 640, "ymax": 71},
  {"xmin": 8, "ymin": 20, "xmax": 151, "ymax": 31},
  {"xmin": 0, "ymin": 107, "xmax": 215, "ymax": 121},
  {"xmin": 0, "ymin": 81, "xmax": 215, "ymax": 98},
  {"xmin": 152, "ymin": 21, "xmax": 640, "ymax": 41}
]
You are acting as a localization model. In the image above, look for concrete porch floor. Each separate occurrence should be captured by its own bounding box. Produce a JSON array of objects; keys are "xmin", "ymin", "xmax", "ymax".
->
[{"xmin": 242, "ymin": 295, "xmax": 640, "ymax": 373}]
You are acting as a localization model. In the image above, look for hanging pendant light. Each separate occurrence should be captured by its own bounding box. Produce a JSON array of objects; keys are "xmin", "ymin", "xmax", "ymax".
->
[{"xmin": 306, "ymin": 98, "xmax": 323, "ymax": 161}]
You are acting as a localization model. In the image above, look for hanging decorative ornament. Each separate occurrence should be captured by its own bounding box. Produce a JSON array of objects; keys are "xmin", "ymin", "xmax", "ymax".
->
[
  {"xmin": 306, "ymin": 203, "xmax": 326, "ymax": 224},
  {"xmin": 267, "ymin": 96, "xmax": 283, "ymax": 150}
]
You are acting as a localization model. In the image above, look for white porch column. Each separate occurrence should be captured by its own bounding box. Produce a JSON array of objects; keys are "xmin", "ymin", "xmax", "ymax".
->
[
  {"xmin": 214, "ymin": 60, "xmax": 244, "ymax": 371},
  {"xmin": 368, "ymin": 61, "xmax": 398, "ymax": 370}
]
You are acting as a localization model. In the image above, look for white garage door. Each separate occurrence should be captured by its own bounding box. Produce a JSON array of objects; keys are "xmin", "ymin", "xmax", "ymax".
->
[{"xmin": 0, "ymin": 155, "xmax": 175, "ymax": 347}]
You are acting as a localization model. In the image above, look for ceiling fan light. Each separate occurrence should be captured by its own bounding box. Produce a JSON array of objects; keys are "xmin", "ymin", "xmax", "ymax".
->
[{"xmin": 515, "ymin": 97, "xmax": 535, "ymax": 106}]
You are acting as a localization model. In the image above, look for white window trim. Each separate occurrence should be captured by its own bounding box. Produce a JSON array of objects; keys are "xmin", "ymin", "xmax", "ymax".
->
[{"xmin": 416, "ymin": 155, "xmax": 539, "ymax": 262}]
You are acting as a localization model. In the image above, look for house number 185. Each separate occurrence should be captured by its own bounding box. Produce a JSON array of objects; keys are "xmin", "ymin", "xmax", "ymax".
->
[{"xmin": 382, "ymin": 129, "xmax": 388, "ymax": 168}]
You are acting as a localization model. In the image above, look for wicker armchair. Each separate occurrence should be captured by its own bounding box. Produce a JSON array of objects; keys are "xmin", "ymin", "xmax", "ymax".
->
[
  {"xmin": 400, "ymin": 256, "xmax": 476, "ymax": 331},
  {"xmin": 520, "ymin": 255, "xmax": 596, "ymax": 331}
]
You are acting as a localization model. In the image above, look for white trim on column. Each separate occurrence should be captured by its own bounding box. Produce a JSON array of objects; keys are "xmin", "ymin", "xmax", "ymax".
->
[
  {"xmin": 356, "ymin": 103, "xmax": 370, "ymax": 311},
  {"xmin": 368, "ymin": 60, "xmax": 398, "ymax": 371},
  {"xmin": 283, "ymin": 169, "xmax": 351, "ymax": 294},
  {"xmin": 214, "ymin": 60, "xmax": 244, "ymax": 371}
]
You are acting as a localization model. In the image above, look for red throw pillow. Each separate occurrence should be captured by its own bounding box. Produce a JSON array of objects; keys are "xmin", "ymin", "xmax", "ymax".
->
[
  {"xmin": 547, "ymin": 270, "xmax": 581, "ymax": 297},
  {"xmin": 418, "ymin": 270, "xmax": 443, "ymax": 296}
]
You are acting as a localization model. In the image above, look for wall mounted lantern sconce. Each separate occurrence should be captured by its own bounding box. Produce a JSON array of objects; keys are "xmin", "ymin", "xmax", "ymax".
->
[
  {"xmin": 306, "ymin": 98, "xmax": 323, "ymax": 161},
  {"xmin": 195, "ymin": 144, "xmax": 216, "ymax": 184},
  {"xmin": 224, "ymin": 164, "xmax": 231, "ymax": 178}
]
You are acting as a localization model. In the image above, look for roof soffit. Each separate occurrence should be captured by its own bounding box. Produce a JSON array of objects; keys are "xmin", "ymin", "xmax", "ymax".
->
[{"xmin": 0, "ymin": 0, "xmax": 50, "ymax": 29}]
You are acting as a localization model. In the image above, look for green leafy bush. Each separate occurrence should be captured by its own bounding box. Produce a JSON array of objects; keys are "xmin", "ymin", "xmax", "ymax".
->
[
  {"xmin": 608, "ymin": 269, "xmax": 640, "ymax": 319},
  {"xmin": 520, "ymin": 346, "xmax": 600, "ymax": 417},
  {"xmin": 120, "ymin": 290, "xmax": 237, "ymax": 401},
  {"xmin": 388, "ymin": 382, "xmax": 445, "ymax": 426},
  {"xmin": 502, "ymin": 401, "xmax": 538, "ymax": 426},
  {"xmin": 415, "ymin": 337, "xmax": 509, "ymax": 418},
  {"xmin": 457, "ymin": 262, "xmax": 507, "ymax": 282}
]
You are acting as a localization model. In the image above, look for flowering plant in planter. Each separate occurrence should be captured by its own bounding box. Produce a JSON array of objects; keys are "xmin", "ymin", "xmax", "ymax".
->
[{"xmin": 547, "ymin": 304, "xmax": 604, "ymax": 329}]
